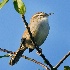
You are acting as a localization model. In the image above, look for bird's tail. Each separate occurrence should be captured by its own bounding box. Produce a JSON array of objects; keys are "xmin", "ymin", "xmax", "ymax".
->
[{"xmin": 9, "ymin": 44, "xmax": 27, "ymax": 66}]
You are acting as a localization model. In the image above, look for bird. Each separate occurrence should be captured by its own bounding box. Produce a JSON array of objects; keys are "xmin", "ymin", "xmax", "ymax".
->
[{"xmin": 9, "ymin": 12, "xmax": 50, "ymax": 66}]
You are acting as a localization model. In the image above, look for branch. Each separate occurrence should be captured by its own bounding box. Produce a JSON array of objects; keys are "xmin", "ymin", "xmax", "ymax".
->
[
  {"xmin": 21, "ymin": 15, "xmax": 53, "ymax": 69},
  {"xmin": 53, "ymin": 51, "xmax": 70, "ymax": 69},
  {"xmin": 22, "ymin": 55, "xmax": 50, "ymax": 70},
  {"xmin": 0, "ymin": 48, "xmax": 50, "ymax": 70},
  {"xmin": 0, "ymin": 48, "xmax": 14, "ymax": 54}
]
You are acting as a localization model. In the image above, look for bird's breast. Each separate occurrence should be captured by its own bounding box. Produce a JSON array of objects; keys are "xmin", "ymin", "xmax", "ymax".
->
[{"xmin": 30, "ymin": 19, "xmax": 50, "ymax": 46}]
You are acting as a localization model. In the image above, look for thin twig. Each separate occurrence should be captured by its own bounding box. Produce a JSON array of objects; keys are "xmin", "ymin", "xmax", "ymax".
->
[
  {"xmin": 0, "ymin": 48, "xmax": 14, "ymax": 54},
  {"xmin": 21, "ymin": 15, "xmax": 53, "ymax": 69},
  {"xmin": 22, "ymin": 55, "xmax": 50, "ymax": 70},
  {"xmin": 53, "ymin": 51, "xmax": 70, "ymax": 69},
  {"xmin": 0, "ymin": 47, "xmax": 50, "ymax": 70}
]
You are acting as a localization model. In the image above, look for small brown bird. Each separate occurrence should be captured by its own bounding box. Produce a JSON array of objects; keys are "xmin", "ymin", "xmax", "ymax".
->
[{"xmin": 9, "ymin": 12, "xmax": 50, "ymax": 65}]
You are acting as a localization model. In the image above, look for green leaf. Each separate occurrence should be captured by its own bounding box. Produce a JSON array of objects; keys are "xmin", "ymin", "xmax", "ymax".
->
[
  {"xmin": 13, "ymin": 0, "xmax": 26, "ymax": 15},
  {"xmin": 64, "ymin": 66, "xmax": 70, "ymax": 70},
  {"xmin": 0, "ymin": 0, "xmax": 9, "ymax": 9}
]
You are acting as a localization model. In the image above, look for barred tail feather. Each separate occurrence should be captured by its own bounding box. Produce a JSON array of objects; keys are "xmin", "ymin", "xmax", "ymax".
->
[{"xmin": 9, "ymin": 45, "xmax": 27, "ymax": 66}]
